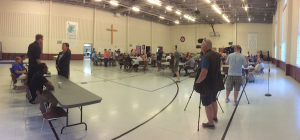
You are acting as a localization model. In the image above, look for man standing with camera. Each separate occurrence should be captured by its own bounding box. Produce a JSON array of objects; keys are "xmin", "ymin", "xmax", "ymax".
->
[
  {"xmin": 194, "ymin": 39, "xmax": 224, "ymax": 128},
  {"xmin": 225, "ymin": 45, "xmax": 249, "ymax": 106}
]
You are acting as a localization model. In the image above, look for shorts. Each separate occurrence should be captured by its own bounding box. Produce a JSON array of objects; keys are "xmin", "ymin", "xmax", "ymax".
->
[
  {"xmin": 174, "ymin": 63, "xmax": 179, "ymax": 72},
  {"xmin": 34, "ymin": 90, "xmax": 58, "ymax": 105},
  {"xmin": 17, "ymin": 75, "xmax": 26, "ymax": 80},
  {"xmin": 201, "ymin": 92, "xmax": 218, "ymax": 106},
  {"xmin": 226, "ymin": 76, "xmax": 242, "ymax": 91}
]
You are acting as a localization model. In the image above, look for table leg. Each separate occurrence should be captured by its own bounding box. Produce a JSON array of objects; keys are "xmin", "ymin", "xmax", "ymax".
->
[{"xmin": 61, "ymin": 107, "xmax": 87, "ymax": 134}]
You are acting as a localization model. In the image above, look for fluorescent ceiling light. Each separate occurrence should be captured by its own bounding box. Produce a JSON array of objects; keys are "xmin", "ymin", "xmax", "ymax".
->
[
  {"xmin": 148, "ymin": 0, "xmax": 161, "ymax": 6},
  {"xmin": 159, "ymin": 16, "xmax": 164, "ymax": 19},
  {"xmin": 248, "ymin": 17, "xmax": 251, "ymax": 21},
  {"xmin": 95, "ymin": 0, "xmax": 102, "ymax": 1},
  {"xmin": 176, "ymin": 11, "xmax": 181, "ymax": 15},
  {"xmin": 222, "ymin": 14, "xmax": 230, "ymax": 22},
  {"xmin": 166, "ymin": 6, "xmax": 172, "ymax": 11},
  {"xmin": 184, "ymin": 15, "xmax": 195, "ymax": 21},
  {"xmin": 110, "ymin": 1, "xmax": 118, "ymax": 6},
  {"xmin": 212, "ymin": 5, "xmax": 222, "ymax": 14},
  {"xmin": 175, "ymin": 20, "xmax": 179, "ymax": 24},
  {"xmin": 205, "ymin": 0, "xmax": 210, "ymax": 3},
  {"xmin": 132, "ymin": 7, "xmax": 140, "ymax": 11}
]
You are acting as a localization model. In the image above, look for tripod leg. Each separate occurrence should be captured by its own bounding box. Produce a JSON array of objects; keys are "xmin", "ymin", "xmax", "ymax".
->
[
  {"xmin": 217, "ymin": 90, "xmax": 221, "ymax": 98},
  {"xmin": 216, "ymin": 99, "xmax": 224, "ymax": 113},
  {"xmin": 243, "ymin": 90, "xmax": 250, "ymax": 104},
  {"xmin": 197, "ymin": 95, "xmax": 202, "ymax": 131},
  {"xmin": 184, "ymin": 90, "xmax": 194, "ymax": 111}
]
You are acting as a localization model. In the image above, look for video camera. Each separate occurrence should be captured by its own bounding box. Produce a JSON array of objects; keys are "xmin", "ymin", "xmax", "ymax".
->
[
  {"xmin": 224, "ymin": 42, "xmax": 241, "ymax": 54},
  {"xmin": 196, "ymin": 38, "xmax": 206, "ymax": 49}
]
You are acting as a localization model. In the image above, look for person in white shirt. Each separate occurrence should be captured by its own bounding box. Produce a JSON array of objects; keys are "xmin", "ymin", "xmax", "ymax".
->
[
  {"xmin": 248, "ymin": 58, "xmax": 264, "ymax": 82},
  {"xmin": 166, "ymin": 54, "xmax": 171, "ymax": 60},
  {"xmin": 129, "ymin": 54, "xmax": 143, "ymax": 72}
]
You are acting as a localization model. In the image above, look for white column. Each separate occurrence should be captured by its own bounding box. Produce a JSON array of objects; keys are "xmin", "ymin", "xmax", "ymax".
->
[
  {"xmin": 48, "ymin": 1, "xmax": 52, "ymax": 56},
  {"xmin": 151, "ymin": 21, "xmax": 153, "ymax": 53},
  {"xmin": 126, "ymin": 16, "xmax": 129, "ymax": 53},
  {"xmin": 93, "ymin": 8, "xmax": 96, "ymax": 50},
  {"xmin": 285, "ymin": 0, "xmax": 293, "ymax": 65}
]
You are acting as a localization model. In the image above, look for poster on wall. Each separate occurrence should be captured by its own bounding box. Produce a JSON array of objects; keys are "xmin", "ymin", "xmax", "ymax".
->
[
  {"xmin": 248, "ymin": 33, "xmax": 257, "ymax": 49},
  {"xmin": 66, "ymin": 21, "xmax": 78, "ymax": 47}
]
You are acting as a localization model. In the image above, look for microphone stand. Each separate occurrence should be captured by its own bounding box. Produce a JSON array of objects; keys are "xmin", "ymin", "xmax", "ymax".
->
[{"xmin": 265, "ymin": 51, "xmax": 272, "ymax": 96}]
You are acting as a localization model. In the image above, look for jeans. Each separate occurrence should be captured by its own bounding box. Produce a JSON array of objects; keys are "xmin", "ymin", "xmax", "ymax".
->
[
  {"xmin": 184, "ymin": 66, "xmax": 194, "ymax": 74},
  {"xmin": 104, "ymin": 58, "xmax": 108, "ymax": 67}
]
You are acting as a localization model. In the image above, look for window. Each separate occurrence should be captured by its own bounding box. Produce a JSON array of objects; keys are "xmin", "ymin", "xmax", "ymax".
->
[
  {"xmin": 297, "ymin": 35, "xmax": 300, "ymax": 67},
  {"xmin": 284, "ymin": 0, "xmax": 287, "ymax": 6},
  {"xmin": 281, "ymin": 42, "xmax": 286, "ymax": 62}
]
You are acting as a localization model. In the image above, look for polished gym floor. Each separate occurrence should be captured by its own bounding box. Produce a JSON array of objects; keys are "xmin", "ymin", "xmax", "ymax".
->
[{"xmin": 0, "ymin": 60, "xmax": 300, "ymax": 140}]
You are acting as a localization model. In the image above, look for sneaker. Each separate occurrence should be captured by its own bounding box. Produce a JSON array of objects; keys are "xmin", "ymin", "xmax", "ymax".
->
[
  {"xmin": 175, "ymin": 80, "xmax": 180, "ymax": 83},
  {"xmin": 202, "ymin": 123, "xmax": 215, "ymax": 129},
  {"xmin": 234, "ymin": 101, "xmax": 239, "ymax": 106},
  {"xmin": 226, "ymin": 98, "xmax": 230, "ymax": 103},
  {"xmin": 184, "ymin": 74, "xmax": 188, "ymax": 76},
  {"xmin": 213, "ymin": 118, "xmax": 218, "ymax": 123}
]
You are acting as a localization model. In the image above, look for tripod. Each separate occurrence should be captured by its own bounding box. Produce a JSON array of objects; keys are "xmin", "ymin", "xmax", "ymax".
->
[
  {"xmin": 221, "ymin": 78, "xmax": 249, "ymax": 140},
  {"xmin": 184, "ymin": 89, "xmax": 224, "ymax": 131},
  {"xmin": 218, "ymin": 73, "xmax": 250, "ymax": 104},
  {"xmin": 183, "ymin": 90, "xmax": 202, "ymax": 131}
]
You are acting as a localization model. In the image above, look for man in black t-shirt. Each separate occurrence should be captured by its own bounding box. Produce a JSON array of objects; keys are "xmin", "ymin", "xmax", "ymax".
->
[
  {"xmin": 29, "ymin": 63, "xmax": 58, "ymax": 113},
  {"xmin": 27, "ymin": 34, "xmax": 43, "ymax": 85}
]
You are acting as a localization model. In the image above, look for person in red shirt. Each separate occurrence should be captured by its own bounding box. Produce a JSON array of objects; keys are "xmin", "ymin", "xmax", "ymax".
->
[
  {"xmin": 104, "ymin": 49, "xmax": 109, "ymax": 67},
  {"xmin": 134, "ymin": 49, "xmax": 137, "ymax": 56}
]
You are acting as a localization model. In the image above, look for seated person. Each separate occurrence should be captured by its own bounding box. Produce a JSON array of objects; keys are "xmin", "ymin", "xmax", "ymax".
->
[
  {"xmin": 169, "ymin": 56, "xmax": 175, "ymax": 73},
  {"xmin": 143, "ymin": 53, "xmax": 149, "ymax": 70},
  {"xmin": 147, "ymin": 51, "xmax": 151, "ymax": 58},
  {"xmin": 20, "ymin": 54, "xmax": 26, "ymax": 69},
  {"xmin": 151, "ymin": 54, "xmax": 156, "ymax": 67},
  {"xmin": 12, "ymin": 57, "xmax": 27, "ymax": 81},
  {"xmin": 253, "ymin": 55, "xmax": 258, "ymax": 63},
  {"xmin": 98, "ymin": 52, "xmax": 102, "ymax": 58},
  {"xmin": 166, "ymin": 54, "xmax": 171, "ymax": 61},
  {"xmin": 181, "ymin": 54, "xmax": 187, "ymax": 62},
  {"xmin": 248, "ymin": 56, "xmax": 253, "ymax": 62},
  {"xmin": 124, "ymin": 54, "xmax": 133, "ymax": 68},
  {"xmin": 249, "ymin": 58, "xmax": 265, "ymax": 82},
  {"xmin": 129, "ymin": 54, "xmax": 143, "ymax": 72},
  {"xmin": 179, "ymin": 55, "xmax": 195, "ymax": 76},
  {"xmin": 118, "ymin": 54, "xmax": 124, "ymax": 69},
  {"xmin": 192, "ymin": 54, "xmax": 199, "ymax": 60},
  {"xmin": 29, "ymin": 63, "xmax": 58, "ymax": 114}
]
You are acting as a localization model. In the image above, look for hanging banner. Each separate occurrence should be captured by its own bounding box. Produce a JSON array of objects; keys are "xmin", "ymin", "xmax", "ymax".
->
[
  {"xmin": 66, "ymin": 21, "xmax": 78, "ymax": 47},
  {"xmin": 248, "ymin": 33, "xmax": 257, "ymax": 49}
]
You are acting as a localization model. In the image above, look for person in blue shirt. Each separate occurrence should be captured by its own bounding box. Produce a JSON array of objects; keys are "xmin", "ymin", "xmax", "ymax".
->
[
  {"xmin": 195, "ymin": 39, "xmax": 224, "ymax": 129},
  {"xmin": 225, "ymin": 45, "xmax": 249, "ymax": 106},
  {"xmin": 19, "ymin": 54, "xmax": 26, "ymax": 68},
  {"xmin": 93, "ymin": 51, "xmax": 99, "ymax": 65},
  {"xmin": 12, "ymin": 57, "xmax": 27, "ymax": 81},
  {"xmin": 91, "ymin": 48, "xmax": 95, "ymax": 59}
]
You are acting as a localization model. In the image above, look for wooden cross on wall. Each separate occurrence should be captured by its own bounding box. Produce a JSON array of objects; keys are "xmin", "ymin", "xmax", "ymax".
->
[{"xmin": 106, "ymin": 24, "xmax": 118, "ymax": 44}]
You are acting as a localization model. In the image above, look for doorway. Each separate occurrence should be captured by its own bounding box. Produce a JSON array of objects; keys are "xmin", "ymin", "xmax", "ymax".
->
[
  {"xmin": 84, "ymin": 44, "xmax": 92, "ymax": 59},
  {"xmin": 136, "ymin": 46, "xmax": 141, "ymax": 55},
  {"xmin": 157, "ymin": 46, "xmax": 163, "ymax": 52},
  {"xmin": 146, "ymin": 46, "xmax": 150, "ymax": 53}
]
